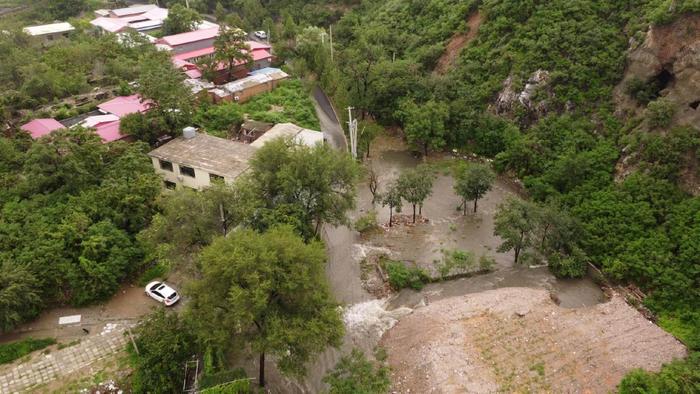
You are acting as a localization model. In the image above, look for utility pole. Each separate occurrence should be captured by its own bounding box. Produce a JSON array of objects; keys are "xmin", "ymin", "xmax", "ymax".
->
[{"xmin": 347, "ymin": 107, "xmax": 358, "ymax": 159}]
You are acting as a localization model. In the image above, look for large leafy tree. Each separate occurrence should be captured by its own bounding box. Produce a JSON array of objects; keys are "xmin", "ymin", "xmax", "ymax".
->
[
  {"xmin": 243, "ymin": 138, "xmax": 359, "ymax": 237},
  {"xmin": 397, "ymin": 166, "xmax": 434, "ymax": 223},
  {"xmin": 162, "ymin": 4, "xmax": 203, "ymax": 35},
  {"xmin": 0, "ymin": 262, "xmax": 42, "ymax": 332},
  {"xmin": 46, "ymin": 0, "xmax": 86, "ymax": 20},
  {"xmin": 494, "ymin": 197, "xmax": 538, "ymax": 264},
  {"xmin": 397, "ymin": 99, "xmax": 449, "ymax": 156},
  {"xmin": 454, "ymin": 163, "xmax": 496, "ymax": 214},
  {"xmin": 381, "ymin": 181, "xmax": 402, "ymax": 227},
  {"xmin": 189, "ymin": 226, "xmax": 344, "ymax": 387},
  {"xmin": 136, "ymin": 53, "xmax": 193, "ymax": 131},
  {"xmin": 131, "ymin": 310, "xmax": 196, "ymax": 394},
  {"xmin": 214, "ymin": 25, "xmax": 252, "ymax": 81}
]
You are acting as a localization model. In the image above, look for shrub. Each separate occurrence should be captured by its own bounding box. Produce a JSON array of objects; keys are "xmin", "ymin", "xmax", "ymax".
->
[
  {"xmin": 354, "ymin": 211, "xmax": 379, "ymax": 234},
  {"xmin": 646, "ymin": 98, "xmax": 676, "ymax": 128},
  {"xmin": 479, "ymin": 254, "xmax": 496, "ymax": 272},
  {"xmin": 200, "ymin": 368, "xmax": 248, "ymax": 390},
  {"xmin": 625, "ymin": 77, "xmax": 660, "ymax": 104},
  {"xmin": 137, "ymin": 263, "xmax": 168, "ymax": 287},
  {"xmin": 0, "ymin": 338, "xmax": 56, "ymax": 364},
  {"xmin": 436, "ymin": 249, "xmax": 475, "ymax": 278},
  {"xmin": 383, "ymin": 259, "xmax": 429, "ymax": 290},
  {"xmin": 547, "ymin": 249, "xmax": 588, "ymax": 278},
  {"xmin": 618, "ymin": 352, "xmax": 700, "ymax": 393},
  {"xmin": 324, "ymin": 348, "xmax": 391, "ymax": 394}
]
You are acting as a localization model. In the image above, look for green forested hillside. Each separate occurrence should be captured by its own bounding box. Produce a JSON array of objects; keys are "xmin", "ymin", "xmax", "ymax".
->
[{"xmin": 297, "ymin": 0, "xmax": 700, "ymax": 380}]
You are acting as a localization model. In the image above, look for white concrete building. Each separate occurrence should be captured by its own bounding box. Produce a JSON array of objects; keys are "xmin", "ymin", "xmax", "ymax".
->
[
  {"xmin": 23, "ymin": 22, "xmax": 74, "ymax": 44},
  {"xmin": 148, "ymin": 128, "xmax": 256, "ymax": 190},
  {"xmin": 250, "ymin": 123, "xmax": 324, "ymax": 148}
]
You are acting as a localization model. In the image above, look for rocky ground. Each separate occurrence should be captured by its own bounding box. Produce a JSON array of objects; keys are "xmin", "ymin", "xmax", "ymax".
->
[{"xmin": 381, "ymin": 287, "xmax": 686, "ymax": 394}]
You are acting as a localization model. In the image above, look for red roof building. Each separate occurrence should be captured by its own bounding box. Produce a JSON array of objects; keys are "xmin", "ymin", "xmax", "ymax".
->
[
  {"xmin": 98, "ymin": 95, "xmax": 152, "ymax": 118},
  {"xmin": 20, "ymin": 118, "xmax": 65, "ymax": 139}
]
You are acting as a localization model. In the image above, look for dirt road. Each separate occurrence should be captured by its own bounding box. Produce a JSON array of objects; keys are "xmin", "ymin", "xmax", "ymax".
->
[{"xmin": 381, "ymin": 287, "xmax": 686, "ymax": 393}]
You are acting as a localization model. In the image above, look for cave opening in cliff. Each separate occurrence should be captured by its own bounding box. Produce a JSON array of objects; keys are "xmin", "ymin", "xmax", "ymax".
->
[
  {"xmin": 690, "ymin": 100, "xmax": 700, "ymax": 110},
  {"xmin": 653, "ymin": 69, "xmax": 675, "ymax": 92}
]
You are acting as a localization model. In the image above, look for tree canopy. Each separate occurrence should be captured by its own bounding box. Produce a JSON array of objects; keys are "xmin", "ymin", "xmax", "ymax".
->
[
  {"xmin": 163, "ymin": 4, "xmax": 203, "ymax": 35},
  {"xmin": 188, "ymin": 226, "xmax": 344, "ymax": 387}
]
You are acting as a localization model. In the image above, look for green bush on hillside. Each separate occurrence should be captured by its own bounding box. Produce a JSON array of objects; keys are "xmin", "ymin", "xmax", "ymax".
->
[{"xmin": 0, "ymin": 338, "xmax": 56, "ymax": 365}]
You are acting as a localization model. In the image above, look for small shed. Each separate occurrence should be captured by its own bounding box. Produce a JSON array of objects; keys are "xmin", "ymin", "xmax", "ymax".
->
[{"xmin": 237, "ymin": 120, "xmax": 273, "ymax": 143}]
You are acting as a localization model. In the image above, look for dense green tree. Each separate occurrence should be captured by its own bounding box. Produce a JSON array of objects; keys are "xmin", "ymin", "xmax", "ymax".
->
[
  {"xmin": 618, "ymin": 352, "xmax": 700, "ymax": 394},
  {"xmin": 189, "ymin": 226, "xmax": 344, "ymax": 387},
  {"xmin": 131, "ymin": 310, "xmax": 196, "ymax": 394},
  {"xmin": 494, "ymin": 198, "xmax": 539, "ymax": 264},
  {"xmin": 46, "ymin": 0, "xmax": 87, "ymax": 20},
  {"xmin": 381, "ymin": 182, "xmax": 402, "ymax": 227},
  {"xmin": 397, "ymin": 166, "xmax": 434, "ymax": 223},
  {"xmin": 323, "ymin": 349, "xmax": 391, "ymax": 394},
  {"xmin": 0, "ymin": 262, "xmax": 42, "ymax": 333},
  {"xmin": 136, "ymin": 53, "xmax": 193, "ymax": 129},
  {"xmin": 119, "ymin": 112, "xmax": 170, "ymax": 146},
  {"xmin": 244, "ymin": 138, "xmax": 359, "ymax": 237},
  {"xmin": 214, "ymin": 25, "xmax": 252, "ymax": 81},
  {"xmin": 454, "ymin": 163, "xmax": 495, "ymax": 214},
  {"xmin": 397, "ymin": 99, "xmax": 449, "ymax": 156},
  {"xmin": 163, "ymin": 4, "xmax": 203, "ymax": 35}
]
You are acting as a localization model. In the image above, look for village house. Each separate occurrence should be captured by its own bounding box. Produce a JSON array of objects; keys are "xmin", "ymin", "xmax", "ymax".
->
[
  {"xmin": 148, "ymin": 127, "xmax": 257, "ymax": 190},
  {"xmin": 91, "ymin": 4, "xmax": 169, "ymax": 34},
  {"xmin": 19, "ymin": 94, "xmax": 151, "ymax": 143},
  {"xmin": 148, "ymin": 123, "xmax": 324, "ymax": 190},
  {"xmin": 23, "ymin": 22, "xmax": 74, "ymax": 45}
]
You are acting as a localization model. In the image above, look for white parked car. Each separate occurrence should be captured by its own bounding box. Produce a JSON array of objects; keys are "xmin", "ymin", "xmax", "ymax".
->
[
  {"xmin": 145, "ymin": 281, "xmax": 180, "ymax": 306},
  {"xmin": 254, "ymin": 30, "xmax": 267, "ymax": 39}
]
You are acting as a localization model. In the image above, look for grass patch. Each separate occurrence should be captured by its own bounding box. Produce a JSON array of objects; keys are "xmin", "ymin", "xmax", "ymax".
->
[
  {"xmin": 436, "ymin": 249, "xmax": 475, "ymax": 278},
  {"xmin": 0, "ymin": 337, "xmax": 56, "ymax": 364},
  {"xmin": 240, "ymin": 79, "xmax": 320, "ymax": 130}
]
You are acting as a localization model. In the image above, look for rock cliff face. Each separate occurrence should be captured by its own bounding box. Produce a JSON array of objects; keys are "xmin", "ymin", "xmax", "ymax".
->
[
  {"xmin": 614, "ymin": 14, "xmax": 700, "ymax": 127},
  {"xmin": 494, "ymin": 69, "xmax": 553, "ymax": 125}
]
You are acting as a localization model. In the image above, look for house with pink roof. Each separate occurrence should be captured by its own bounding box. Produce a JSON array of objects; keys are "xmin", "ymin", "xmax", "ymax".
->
[
  {"xmin": 94, "ymin": 121, "xmax": 129, "ymax": 143},
  {"xmin": 98, "ymin": 95, "xmax": 152, "ymax": 118},
  {"xmin": 20, "ymin": 118, "xmax": 65, "ymax": 139},
  {"xmin": 158, "ymin": 27, "xmax": 220, "ymax": 54},
  {"xmin": 172, "ymin": 41, "xmax": 273, "ymax": 84}
]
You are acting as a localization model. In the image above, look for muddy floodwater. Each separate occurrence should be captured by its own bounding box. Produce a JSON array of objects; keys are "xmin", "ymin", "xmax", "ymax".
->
[
  {"xmin": 356, "ymin": 135, "xmax": 606, "ymax": 309},
  {"xmin": 292, "ymin": 134, "xmax": 608, "ymax": 393}
]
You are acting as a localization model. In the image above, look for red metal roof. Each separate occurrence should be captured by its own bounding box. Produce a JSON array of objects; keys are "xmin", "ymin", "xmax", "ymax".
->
[
  {"xmin": 20, "ymin": 118, "xmax": 65, "ymax": 139},
  {"xmin": 95, "ymin": 120, "xmax": 127, "ymax": 143},
  {"xmin": 159, "ymin": 27, "xmax": 219, "ymax": 47},
  {"xmin": 98, "ymin": 95, "xmax": 151, "ymax": 118}
]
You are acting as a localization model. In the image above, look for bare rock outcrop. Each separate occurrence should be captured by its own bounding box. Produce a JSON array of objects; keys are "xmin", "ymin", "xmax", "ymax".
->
[
  {"xmin": 614, "ymin": 14, "xmax": 700, "ymax": 127},
  {"xmin": 495, "ymin": 69, "xmax": 552, "ymax": 124}
]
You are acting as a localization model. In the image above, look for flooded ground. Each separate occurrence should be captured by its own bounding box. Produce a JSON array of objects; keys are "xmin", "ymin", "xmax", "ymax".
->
[
  {"xmin": 295, "ymin": 133, "xmax": 607, "ymax": 393},
  {"xmin": 357, "ymin": 134, "xmax": 605, "ymax": 307}
]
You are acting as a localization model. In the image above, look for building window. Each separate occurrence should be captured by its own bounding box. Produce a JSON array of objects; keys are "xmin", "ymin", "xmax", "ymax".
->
[
  {"xmin": 210, "ymin": 173, "xmax": 225, "ymax": 184},
  {"xmin": 164, "ymin": 180, "xmax": 177, "ymax": 190},
  {"xmin": 180, "ymin": 165, "xmax": 196, "ymax": 178},
  {"xmin": 159, "ymin": 159, "xmax": 173, "ymax": 172}
]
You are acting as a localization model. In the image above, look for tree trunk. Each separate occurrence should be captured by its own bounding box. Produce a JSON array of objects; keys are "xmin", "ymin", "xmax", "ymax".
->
[
  {"xmin": 259, "ymin": 352, "xmax": 266, "ymax": 387},
  {"xmin": 423, "ymin": 142, "xmax": 429, "ymax": 157},
  {"xmin": 412, "ymin": 204, "xmax": 416, "ymax": 223},
  {"xmin": 389, "ymin": 207, "xmax": 393, "ymax": 227},
  {"xmin": 514, "ymin": 247, "xmax": 520, "ymax": 264},
  {"xmin": 473, "ymin": 198, "xmax": 478, "ymax": 213},
  {"xmin": 463, "ymin": 199, "xmax": 467, "ymax": 215},
  {"xmin": 419, "ymin": 204, "xmax": 423, "ymax": 216}
]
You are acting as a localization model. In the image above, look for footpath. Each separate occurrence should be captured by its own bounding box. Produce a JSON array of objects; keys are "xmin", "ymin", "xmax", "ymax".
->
[{"xmin": 0, "ymin": 322, "xmax": 129, "ymax": 394}]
